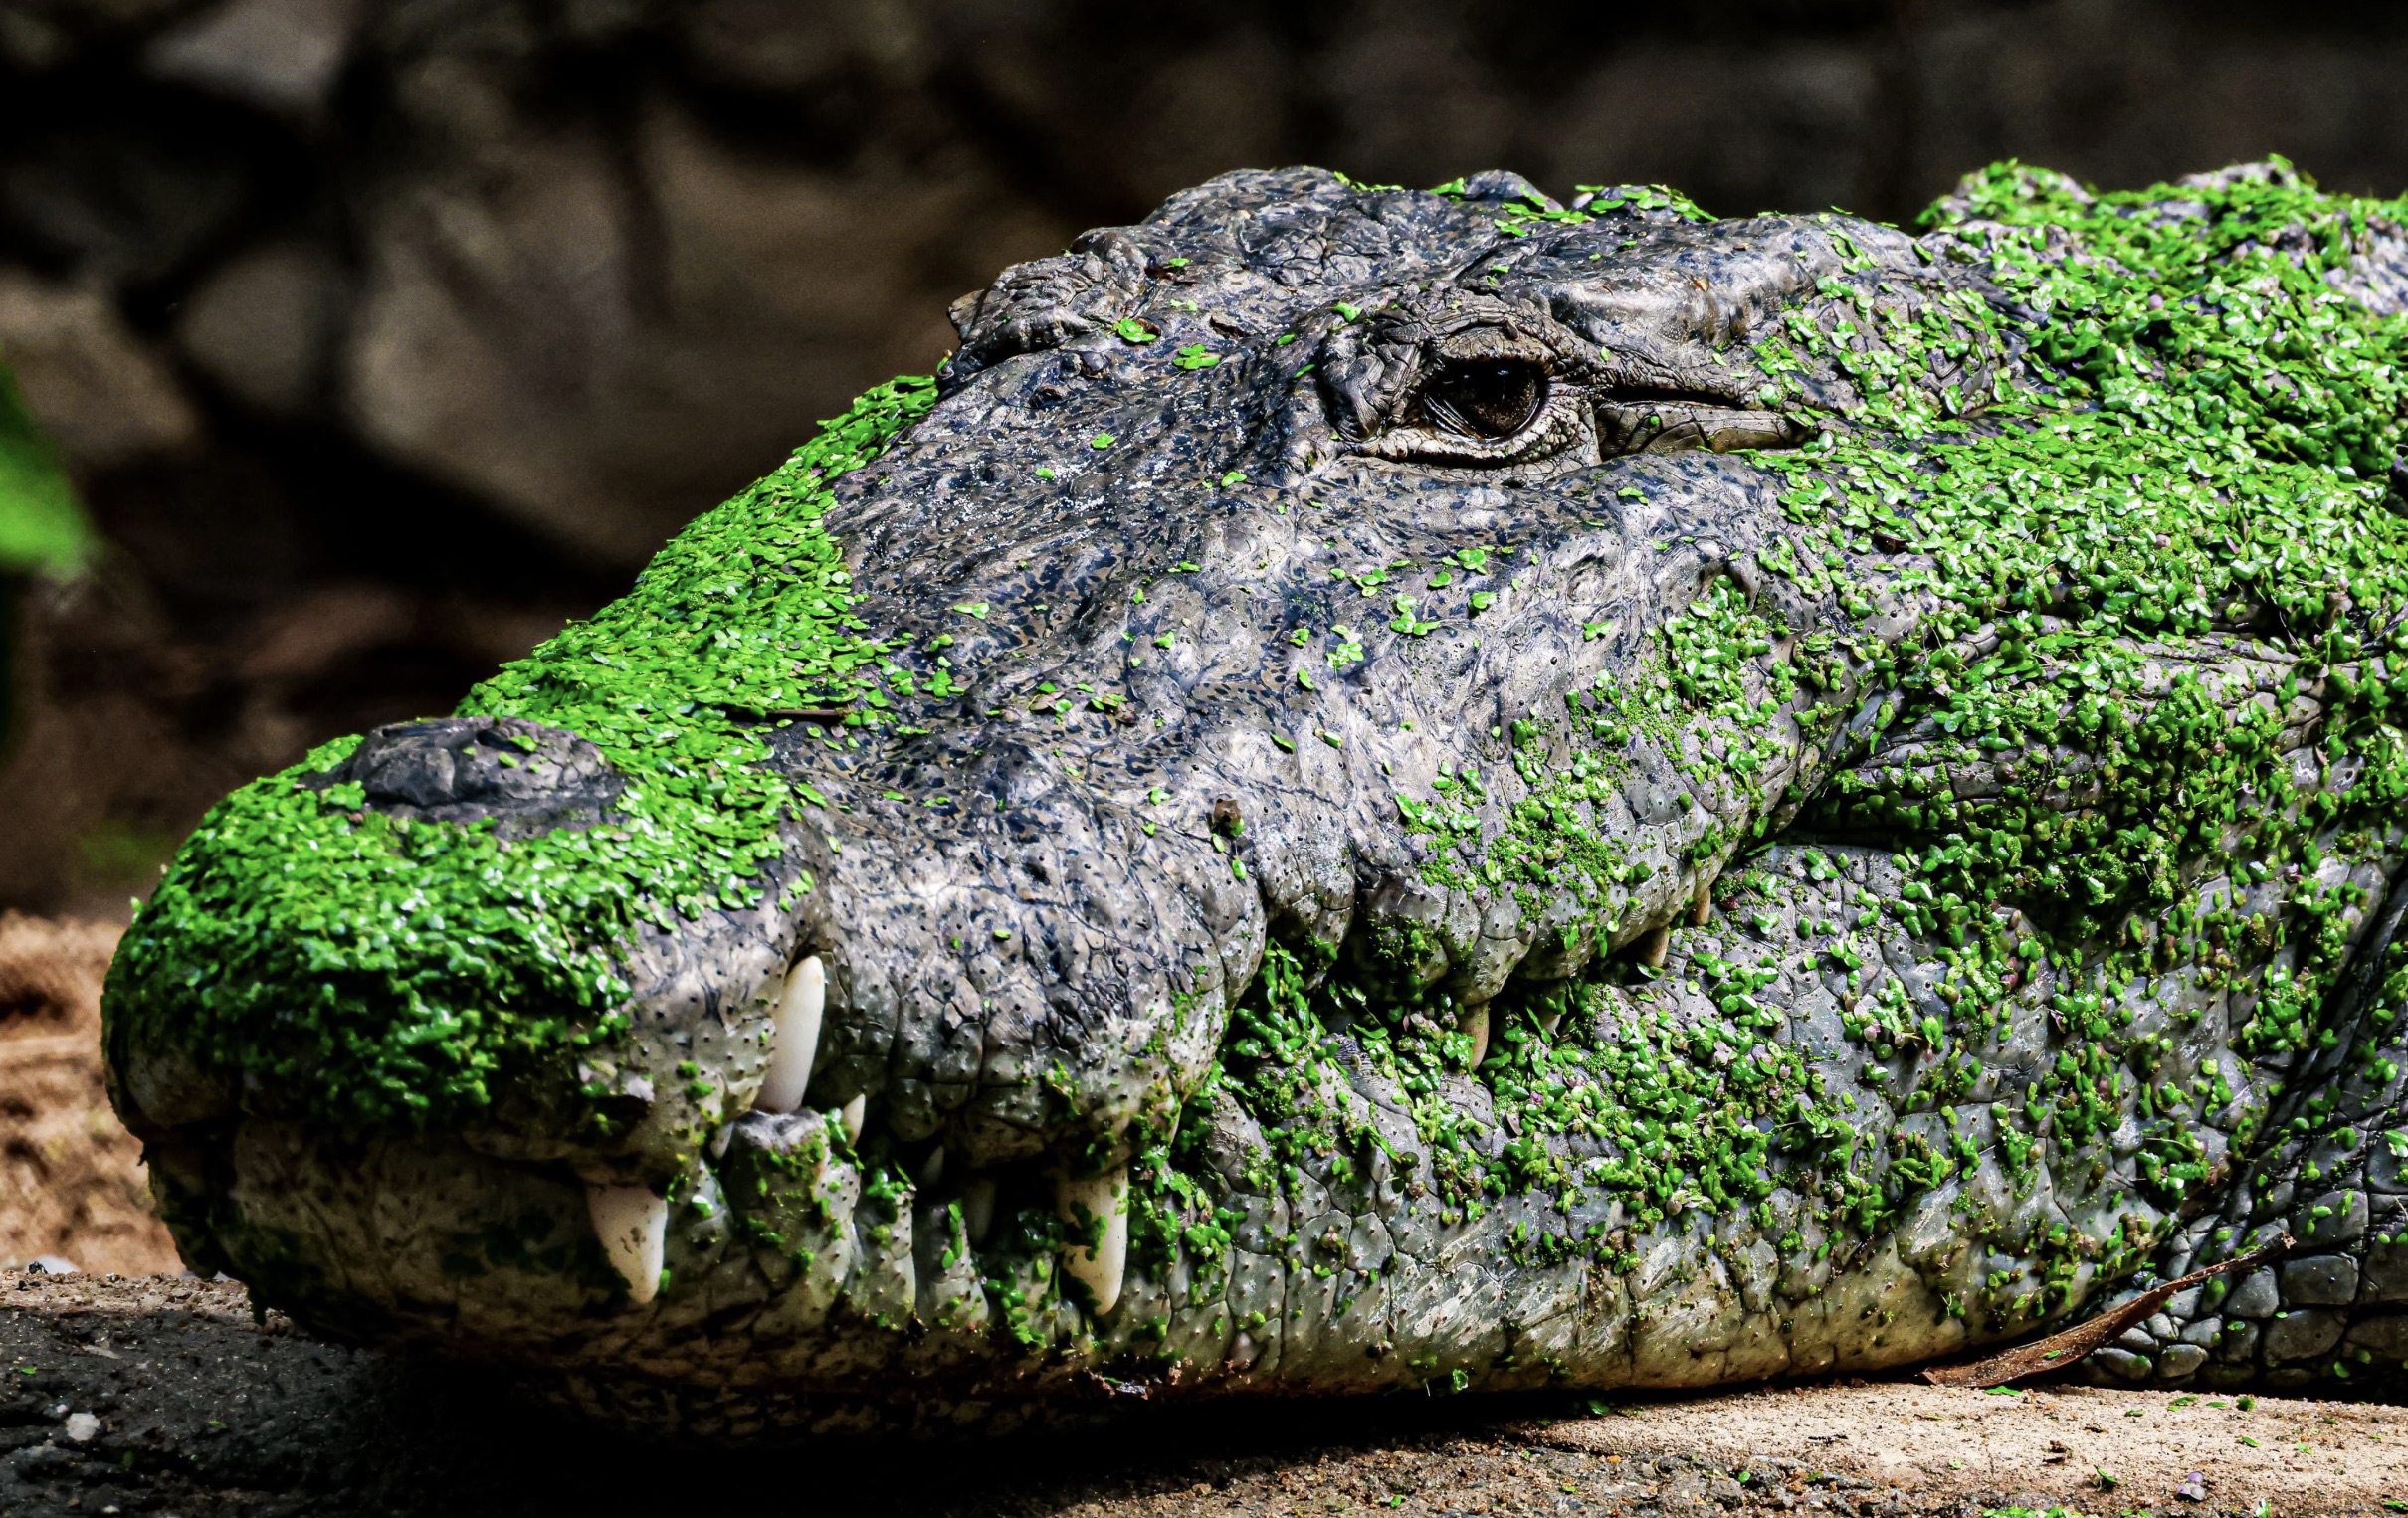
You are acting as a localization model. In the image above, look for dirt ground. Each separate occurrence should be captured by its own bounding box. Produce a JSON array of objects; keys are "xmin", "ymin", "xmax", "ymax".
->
[
  {"xmin": 3, "ymin": 1271, "xmax": 2404, "ymax": 1518},
  {"xmin": 0, "ymin": 914, "xmax": 182, "ymax": 1276},
  {"xmin": 5, "ymin": 917, "xmax": 2408, "ymax": 1516}
]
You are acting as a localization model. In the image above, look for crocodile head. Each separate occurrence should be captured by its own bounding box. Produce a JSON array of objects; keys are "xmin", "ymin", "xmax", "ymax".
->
[{"xmin": 102, "ymin": 163, "xmax": 2408, "ymax": 1427}]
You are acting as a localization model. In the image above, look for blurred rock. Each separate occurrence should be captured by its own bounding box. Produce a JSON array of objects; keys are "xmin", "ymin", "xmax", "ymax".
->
[
  {"xmin": 1313, "ymin": 9, "xmax": 1516, "ymax": 194},
  {"xmin": 675, "ymin": 0, "xmax": 927, "ymax": 95},
  {"xmin": 0, "ymin": 269, "xmax": 196, "ymax": 469},
  {"xmin": 0, "ymin": 116, "xmax": 256, "ymax": 287},
  {"xmin": 173, "ymin": 237, "xmax": 344, "ymax": 416},
  {"xmin": 9, "ymin": 0, "xmax": 2408, "ymax": 914},
  {"xmin": 236, "ymin": 579, "xmax": 414, "ymax": 682},
  {"xmin": 346, "ymin": 91, "xmax": 1060, "ymax": 565},
  {"xmin": 0, "ymin": 0, "xmax": 202, "ymax": 71},
  {"xmin": 145, "ymin": 0, "xmax": 368, "ymax": 119},
  {"xmin": 0, "ymin": 6, "xmax": 71, "ymax": 67},
  {"xmin": 1543, "ymin": 40, "xmax": 1876, "ymax": 219},
  {"xmin": 1112, "ymin": 31, "xmax": 1293, "ymax": 207},
  {"xmin": 341, "ymin": 114, "xmax": 651, "ymax": 563},
  {"xmin": 376, "ymin": 0, "xmax": 544, "ymax": 146}
]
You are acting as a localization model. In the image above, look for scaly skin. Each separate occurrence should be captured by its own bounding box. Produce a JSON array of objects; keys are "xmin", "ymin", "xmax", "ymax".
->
[{"xmin": 100, "ymin": 160, "xmax": 2408, "ymax": 1433}]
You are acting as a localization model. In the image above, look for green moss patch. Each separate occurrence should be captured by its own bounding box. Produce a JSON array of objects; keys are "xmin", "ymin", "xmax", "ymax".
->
[
  {"xmin": 1129, "ymin": 160, "xmax": 2408, "ymax": 1349},
  {"xmin": 106, "ymin": 378, "xmax": 936, "ymax": 1128}
]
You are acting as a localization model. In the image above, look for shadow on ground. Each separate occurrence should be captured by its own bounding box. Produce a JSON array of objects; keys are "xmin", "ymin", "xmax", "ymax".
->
[{"xmin": 6, "ymin": 1272, "xmax": 2406, "ymax": 1518}]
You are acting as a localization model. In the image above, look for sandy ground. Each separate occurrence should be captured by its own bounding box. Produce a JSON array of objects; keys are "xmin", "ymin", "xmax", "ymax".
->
[
  {"xmin": 0, "ymin": 1271, "xmax": 2402, "ymax": 1518},
  {"xmin": 0, "ymin": 914, "xmax": 181, "ymax": 1276},
  {"xmin": 1546, "ymin": 1382, "xmax": 2408, "ymax": 1510}
]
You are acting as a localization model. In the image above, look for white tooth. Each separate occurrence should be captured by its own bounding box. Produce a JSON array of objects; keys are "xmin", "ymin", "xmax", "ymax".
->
[
  {"xmin": 1639, "ymin": 923, "xmax": 1671, "ymax": 968},
  {"xmin": 916, "ymin": 1144, "xmax": 946, "ymax": 1189},
  {"xmin": 1055, "ymin": 1167, "xmax": 1129, "ymax": 1315},
  {"xmin": 960, "ymin": 1178, "xmax": 997, "ymax": 1243},
  {"xmin": 1692, "ymin": 872, "xmax": 1716, "ymax": 926},
  {"xmin": 840, "ymin": 1093, "xmax": 867, "ymax": 1142},
  {"xmin": 1458, "ymin": 1003, "xmax": 1490, "ymax": 1070},
  {"xmin": 754, "ymin": 954, "xmax": 825, "ymax": 1114},
  {"xmin": 585, "ymin": 1185, "xmax": 667, "ymax": 1306}
]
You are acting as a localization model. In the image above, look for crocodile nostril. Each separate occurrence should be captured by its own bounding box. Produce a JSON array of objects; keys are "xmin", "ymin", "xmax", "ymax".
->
[
  {"xmin": 355, "ymin": 740, "xmax": 457, "ymax": 809},
  {"xmin": 324, "ymin": 715, "xmax": 623, "ymax": 833}
]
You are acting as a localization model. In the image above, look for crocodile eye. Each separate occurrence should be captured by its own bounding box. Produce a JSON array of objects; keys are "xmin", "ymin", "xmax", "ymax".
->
[{"xmin": 1417, "ymin": 359, "xmax": 1548, "ymax": 440}]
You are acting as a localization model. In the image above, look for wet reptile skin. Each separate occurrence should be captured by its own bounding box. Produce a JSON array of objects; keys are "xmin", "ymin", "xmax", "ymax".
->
[{"xmin": 102, "ymin": 162, "xmax": 2408, "ymax": 1434}]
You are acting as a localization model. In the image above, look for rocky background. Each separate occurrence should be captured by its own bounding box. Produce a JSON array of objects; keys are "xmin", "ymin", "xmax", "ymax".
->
[{"xmin": 5, "ymin": 0, "xmax": 2408, "ymax": 916}]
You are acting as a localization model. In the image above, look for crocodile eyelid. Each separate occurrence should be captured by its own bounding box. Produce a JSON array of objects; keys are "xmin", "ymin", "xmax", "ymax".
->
[
  {"xmin": 1353, "ymin": 377, "xmax": 1593, "ymax": 467},
  {"xmin": 1596, "ymin": 399, "xmax": 1812, "ymax": 458}
]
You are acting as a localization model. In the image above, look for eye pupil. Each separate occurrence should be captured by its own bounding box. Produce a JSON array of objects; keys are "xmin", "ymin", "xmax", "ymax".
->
[{"xmin": 1423, "ymin": 360, "xmax": 1546, "ymax": 439}]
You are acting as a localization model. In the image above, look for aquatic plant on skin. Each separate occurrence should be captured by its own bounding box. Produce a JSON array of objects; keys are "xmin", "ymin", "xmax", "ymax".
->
[
  {"xmin": 118, "ymin": 162, "xmax": 2408, "ymax": 1270},
  {"xmin": 111, "ymin": 380, "xmax": 933, "ymax": 1131},
  {"xmin": 1171, "ymin": 160, "xmax": 2408, "ymax": 1313},
  {"xmin": 105, "ymin": 156, "xmax": 2408, "ymax": 1404}
]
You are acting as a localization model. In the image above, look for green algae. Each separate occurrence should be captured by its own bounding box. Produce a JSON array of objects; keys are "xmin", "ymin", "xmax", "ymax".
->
[
  {"xmin": 1769, "ymin": 161, "xmax": 2408, "ymax": 1202},
  {"xmin": 1122, "ymin": 160, "xmax": 2408, "ymax": 1354},
  {"xmin": 105, "ymin": 377, "xmax": 937, "ymax": 1128},
  {"xmin": 100, "ymin": 155, "xmax": 2408, "ymax": 1375}
]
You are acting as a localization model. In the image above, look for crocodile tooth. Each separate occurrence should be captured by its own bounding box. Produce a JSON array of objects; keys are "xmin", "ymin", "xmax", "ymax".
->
[
  {"xmin": 1458, "ymin": 1003, "xmax": 1490, "ymax": 1070},
  {"xmin": 1055, "ymin": 1167, "xmax": 1129, "ymax": 1315},
  {"xmin": 916, "ymin": 1144, "xmax": 946, "ymax": 1189},
  {"xmin": 1639, "ymin": 923, "xmax": 1672, "ymax": 968},
  {"xmin": 840, "ymin": 1093, "xmax": 867, "ymax": 1143},
  {"xmin": 960, "ymin": 1177, "xmax": 997, "ymax": 1243},
  {"xmin": 586, "ymin": 1185, "xmax": 667, "ymax": 1305},
  {"xmin": 754, "ymin": 954, "xmax": 825, "ymax": 1115}
]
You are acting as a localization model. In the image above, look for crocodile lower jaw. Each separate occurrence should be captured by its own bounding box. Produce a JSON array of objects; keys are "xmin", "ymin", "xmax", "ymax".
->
[{"xmin": 181, "ymin": 1088, "xmax": 1983, "ymax": 1433}]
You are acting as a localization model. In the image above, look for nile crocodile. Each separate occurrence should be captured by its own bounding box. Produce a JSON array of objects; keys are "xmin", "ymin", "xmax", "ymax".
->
[{"xmin": 101, "ymin": 158, "xmax": 2408, "ymax": 1434}]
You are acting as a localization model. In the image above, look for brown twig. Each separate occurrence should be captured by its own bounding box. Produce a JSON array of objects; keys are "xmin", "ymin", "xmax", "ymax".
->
[{"xmin": 1919, "ymin": 1233, "xmax": 2293, "ymax": 1389}]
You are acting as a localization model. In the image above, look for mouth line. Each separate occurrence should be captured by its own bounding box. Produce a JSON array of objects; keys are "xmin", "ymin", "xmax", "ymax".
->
[
  {"xmin": 213, "ymin": 832, "xmax": 2173, "ymax": 1412},
  {"xmin": 563, "ymin": 949, "xmax": 1140, "ymax": 1318}
]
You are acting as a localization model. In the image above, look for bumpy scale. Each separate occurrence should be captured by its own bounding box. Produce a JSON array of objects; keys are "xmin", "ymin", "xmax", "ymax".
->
[{"xmin": 102, "ymin": 158, "xmax": 2408, "ymax": 1431}]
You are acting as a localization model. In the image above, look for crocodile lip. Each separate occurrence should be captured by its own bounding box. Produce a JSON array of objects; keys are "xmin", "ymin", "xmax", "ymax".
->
[
  {"xmin": 775, "ymin": 730, "xmax": 1249, "ymax": 1176},
  {"xmin": 203, "ymin": 1087, "xmax": 1112, "ymax": 1385}
]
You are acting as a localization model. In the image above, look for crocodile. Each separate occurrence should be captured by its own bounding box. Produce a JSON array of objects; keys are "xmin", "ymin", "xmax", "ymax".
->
[{"xmin": 100, "ymin": 158, "xmax": 2408, "ymax": 1434}]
